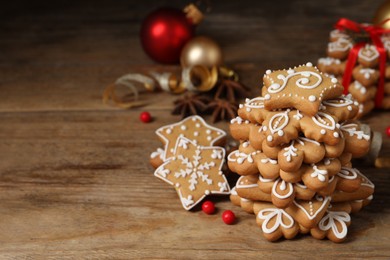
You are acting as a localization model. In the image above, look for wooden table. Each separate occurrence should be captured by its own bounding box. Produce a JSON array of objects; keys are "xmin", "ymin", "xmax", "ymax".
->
[{"xmin": 1, "ymin": 0, "xmax": 389, "ymax": 258}]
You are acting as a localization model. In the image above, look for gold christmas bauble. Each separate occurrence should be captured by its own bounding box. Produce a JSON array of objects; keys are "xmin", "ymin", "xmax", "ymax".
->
[
  {"xmin": 180, "ymin": 36, "xmax": 223, "ymax": 68},
  {"xmin": 373, "ymin": 0, "xmax": 390, "ymax": 28}
]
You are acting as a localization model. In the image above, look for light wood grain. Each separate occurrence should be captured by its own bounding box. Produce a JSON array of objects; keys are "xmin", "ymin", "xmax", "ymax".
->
[{"xmin": 0, "ymin": 0, "xmax": 389, "ymax": 259}]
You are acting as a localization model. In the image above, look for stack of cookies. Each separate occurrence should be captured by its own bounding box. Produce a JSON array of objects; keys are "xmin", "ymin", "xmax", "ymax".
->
[
  {"xmin": 317, "ymin": 29, "xmax": 390, "ymax": 117},
  {"xmin": 227, "ymin": 63, "xmax": 374, "ymax": 242},
  {"xmin": 150, "ymin": 115, "xmax": 231, "ymax": 210}
]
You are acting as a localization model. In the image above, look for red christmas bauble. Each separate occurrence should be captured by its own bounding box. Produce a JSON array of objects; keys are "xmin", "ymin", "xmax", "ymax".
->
[
  {"xmin": 202, "ymin": 201, "xmax": 215, "ymax": 215},
  {"xmin": 222, "ymin": 210, "xmax": 236, "ymax": 225},
  {"xmin": 386, "ymin": 126, "xmax": 390, "ymax": 137},
  {"xmin": 140, "ymin": 7, "xmax": 195, "ymax": 64},
  {"xmin": 139, "ymin": 111, "xmax": 152, "ymax": 123}
]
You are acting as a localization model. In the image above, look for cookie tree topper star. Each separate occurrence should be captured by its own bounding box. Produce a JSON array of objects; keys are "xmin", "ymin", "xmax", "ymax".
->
[
  {"xmin": 262, "ymin": 63, "xmax": 344, "ymax": 116},
  {"xmin": 154, "ymin": 137, "xmax": 230, "ymax": 210}
]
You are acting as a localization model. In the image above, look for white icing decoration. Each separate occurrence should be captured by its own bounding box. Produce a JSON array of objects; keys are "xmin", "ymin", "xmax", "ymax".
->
[
  {"xmin": 156, "ymin": 167, "xmax": 170, "ymax": 178},
  {"xmin": 260, "ymin": 158, "xmax": 278, "ymax": 165},
  {"xmin": 245, "ymin": 97, "xmax": 265, "ymax": 109},
  {"xmin": 340, "ymin": 123, "xmax": 370, "ymax": 141},
  {"xmin": 359, "ymin": 68, "xmax": 375, "ymax": 79},
  {"xmin": 150, "ymin": 148, "xmax": 164, "ymax": 159},
  {"xmin": 330, "ymin": 29, "xmax": 349, "ymax": 40},
  {"xmin": 328, "ymin": 38, "xmax": 352, "ymax": 52},
  {"xmin": 308, "ymin": 95, "xmax": 316, "ymax": 102},
  {"xmin": 353, "ymin": 81, "xmax": 367, "ymax": 94},
  {"xmin": 293, "ymin": 110, "xmax": 303, "ymax": 120},
  {"xmin": 337, "ymin": 167, "xmax": 358, "ymax": 180},
  {"xmin": 228, "ymin": 150, "xmax": 254, "ymax": 164},
  {"xmin": 297, "ymin": 136, "xmax": 321, "ymax": 146},
  {"xmin": 358, "ymin": 45, "xmax": 379, "ymax": 62},
  {"xmin": 272, "ymin": 179, "xmax": 294, "ymax": 199},
  {"xmin": 166, "ymin": 129, "xmax": 172, "ymax": 134},
  {"xmin": 310, "ymin": 165, "xmax": 328, "ymax": 182},
  {"xmin": 318, "ymin": 57, "xmax": 341, "ymax": 65},
  {"xmin": 259, "ymin": 176, "xmax": 275, "ymax": 182},
  {"xmin": 236, "ymin": 176, "xmax": 258, "ymax": 189},
  {"xmin": 181, "ymin": 125, "xmax": 187, "ymax": 131},
  {"xmin": 211, "ymin": 149, "xmax": 223, "ymax": 159},
  {"xmin": 293, "ymin": 196, "xmax": 330, "ymax": 220},
  {"xmin": 218, "ymin": 182, "xmax": 229, "ymax": 192},
  {"xmin": 267, "ymin": 71, "xmax": 322, "ymax": 94},
  {"xmin": 320, "ymin": 129, "xmax": 326, "ymax": 135},
  {"xmin": 230, "ymin": 116, "xmax": 244, "ymax": 124},
  {"xmin": 283, "ymin": 141, "xmax": 298, "ymax": 162},
  {"xmin": 312, "ymin": 112, "xmax": 336, "ymax": 130},
  {"xmin": 178, "ymin": 138, "xmax": 190, "ymax": 149},
  {"xmin": 194, "ymin": 131, "xmax": 199, "ymax": 137},
  {"xmin": 264, "ymin": 94, "xmax": 271, "ymax": 100},
  {"xmin": 180, "ymin": 193, "xmax": 194, "ymax": 207},
  {"xmin": 269, "ymin": 111, "xmax": 290, "ymax": 137},
  {"xmin": 323, "ymin": 95, "xmax": 353, "ymax": 108},
  {"xmin": 295, "ymin": 182, "xmax": 307, "ymax": 189},
  {"xmin": 257, "ymin": 208, "xmax": 294, "ymax": 234},
  {"xmin": 319, "ymin": 211, "xmax": 350, "ymax": 240}
]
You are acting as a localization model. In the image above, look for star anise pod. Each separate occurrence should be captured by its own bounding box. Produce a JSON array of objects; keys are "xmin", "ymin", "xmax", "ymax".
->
[
  {"xmin": 213, "ymin": 78, "xmax": 251, "ymax": 103},
  {"xmin": 172, "ymin": 94, "xmax": 210, "ymax": 118},
  {"xmin": 206, "ymin": 99, "xmax": 238, "ymax": 123}
]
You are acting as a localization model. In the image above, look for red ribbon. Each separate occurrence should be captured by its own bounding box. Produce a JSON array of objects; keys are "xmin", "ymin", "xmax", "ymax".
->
[{"xmin": 334, "ymin": 18, "xmax": 390, "ymax": 108}]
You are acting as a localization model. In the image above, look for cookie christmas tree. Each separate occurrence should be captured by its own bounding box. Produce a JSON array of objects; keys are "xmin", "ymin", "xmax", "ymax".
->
[
  {"xmin": 227, "ymin": 63, "xmax": 374, "ymax": 242},
  {"xmin": 317, "ymin": 29, "xmax": 390, "ymax": 117}
]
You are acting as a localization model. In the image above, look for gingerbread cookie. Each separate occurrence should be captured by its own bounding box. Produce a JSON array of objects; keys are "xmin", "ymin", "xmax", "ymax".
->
[
  {"xmin": 335, "ymin": 167, "xmax": 362, "ymax": 193},
  {"xmin": 352, "ymin": 65, "xmax": 379, "ymax": 87},
  {"xmin": 317, "ymin": 57, "xmax": 342, "ymax": 75},
  {"xmin": 285, "ymin": 195, "xmax": 331, "ymax": 229},
  {"xmin": 329, "ymin": 29, "xmax": 350, "ymax": 42},
  {"xmin": 321, "ymin": 94, "xmax": 360, "ymax": 121},
  {"xmin": 348, "ymin": 81, "xmax": 377, "ymax": 103},
  {"xmin": 332, "ymin": 169, "xmax": 374, "ymax": 203},
  {"xmin": 256, "ymin": 203, "xmax": 300, "ymax": 241},
  {"xmin": 327, "ymin": 38, "xmax": 353, "ymax": 60},
  {"xmin": 310, "ymin": 207, "xmax": 351, "ymax": 243},
  {"xmin": 357, "ymin": 44, "xmax": 379, "ymax": 68},
  {"xmin": 154, "ymin": 136, "xmax": 230, "ymax": 210},
  {"xmin": 262, "ymin": 63, "xmax": 344, "ymax": 116},
  {"xmin": 340, "ymin": 121, "xmax": 371, "ymax": 158},
  {"xmin": 156, "ymin": 115, "xmax": 226, "ymax": 161}
]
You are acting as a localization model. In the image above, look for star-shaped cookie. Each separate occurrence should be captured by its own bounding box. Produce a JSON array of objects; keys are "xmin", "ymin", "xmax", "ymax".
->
[
  {"xmin": 155, "ymin": 115, "xmax": 226, "ymax": 161},
  {"xmin": 262, "ymin": 63, "xmax": 344, "ymax": 116},
  {"xmin": 154, "ymin": 136, "xmax": 230, "ymax": 210}
]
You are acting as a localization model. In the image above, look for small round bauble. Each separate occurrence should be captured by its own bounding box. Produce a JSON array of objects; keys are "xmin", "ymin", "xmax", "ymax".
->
[
  {"xmin": 373, "ymin": 0, "xmax": 390, "ymax": 29},
  {"xmin": 140, "ymin": 7, "xmax": 195, "ymax": 64},
  {"xmin": 180, "ymin": 36, "xmax": 223, "ymax": 68}
]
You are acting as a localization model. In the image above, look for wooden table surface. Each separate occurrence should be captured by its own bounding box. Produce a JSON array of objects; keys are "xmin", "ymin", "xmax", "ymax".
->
[{"xmin": 1, "ymin": 0, "xmax": 390, "ymax": 258}]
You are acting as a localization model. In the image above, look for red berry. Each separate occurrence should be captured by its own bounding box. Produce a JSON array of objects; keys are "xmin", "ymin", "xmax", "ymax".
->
[
  {"xmin": 222, "ymin": 210, "xmax": 236, "ymax": 225},
  {"xmin": 386, "ymin": 126, "xmax": 390, "ymax": 137},
  {"xmin": 202, "ymin": 201, "xmax": 215, "ymax": 214},
  {"xmin": 140, "ymin": 111, "xmax": 152, "ymax": 123}
]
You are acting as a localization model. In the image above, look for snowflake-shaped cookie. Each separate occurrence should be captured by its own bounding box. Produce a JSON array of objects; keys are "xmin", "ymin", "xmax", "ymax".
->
[
  {"xmin": 154, "ymin": 136, "xmax": 230, "ymax": 210},
  {"xmin": 262, "ymin": 63, "xmax": 344, "ymax": 116},
  {"xmin": 156, "ymin": 115, "xmax": 226, "ymax": 161}
]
